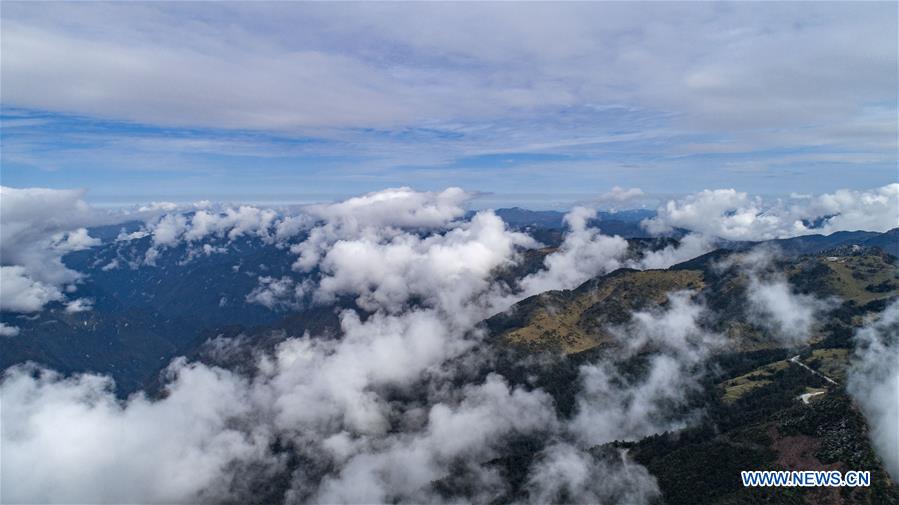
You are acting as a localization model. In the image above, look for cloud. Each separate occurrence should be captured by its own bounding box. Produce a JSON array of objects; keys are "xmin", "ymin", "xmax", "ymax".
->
[
  {"xmin": 0, "ymin": 186, "xmax": 303, "ymax": 313},
  {"xmin": 258, "ymin": 309, "xmax": 473, "ymax": 436},
  {"xmin": 524, "ymin": 443, "xmax": 660, "ymax": 505},
  {"xmin": 183, "ymin": 206, "xmax": 280, "ymax": 243},
  {"xmin": 0, "ymin": 323, "xmax": 21, "ymax": 337},
  {"xmin": 51, "ymin": 228, "xmax": 102, "ymax": 252},
  {"xmin": 291, "ymin": 187, "xmax": 472, "ymax": 273},
  {"xmin": 0, "ymin": 187, "xmax": 675, "ymax": 504},
  {"xmin": 0, "ymin": 315, "xmax": 561, "ymax": 504},
  {"xmin": 847, "ymin": 300, "xmax": 899, "ymax": 481},
  {"xmin": 0, "ymin": 360, "xmax": 274, "ymax": 504},
  {"xmin": 312, "ymin": 211, "xmax": 534, "ymax": 317},
  {"xmin": 507, "ymin": 206, "xmax": 713, "ymax": 298},
  {"xmin": 2, "ymin": 2, "xmax": 893, "ymax": 142},
  {"xmin": 310, "ymin": 374, "xmax": 557, "ymax": 504},
  {"xmin": 246, "ymin": 276, "xmax": 310, "ymax": 311},
  {"xmin": 0, "ymin": 185, "xmax": 891, "ymax": 503},
  {"xmin": 601, "ymin": 186, "xmax": 645, "ymax": 202},
  {"xmin": 808, "ymin": 184, "xmax": 899, "ymax": 235},
  {"xmin": 136, "ymin": 204, "xmax": 285, "ymax": 265},
  {"xmin": 1, "ymin": 3, "xmax": 895, "ymax": 201},
  {"xmin": 307, "ymin": 187, "xmax": 470, "ymax": 230},
  {"xmin": 0, "ymin": 266, "xmax": 65, "ymax": 313},
  {"xmin": 643, "ymin": 184, "xmax": 899, "ymax": 241},
  {"xmin": 104, "ymin": 187, "xmax": 534, "ymax": 319},
  {"xmin": 0, "ymin": 187, "xmax": 101, "ymax": 313},
  {"xmin": 627, "ymin": 233, "xmax": 717, "ymax": 271},
  {"xmin": 514, "ymin": 207, "xmax": 628, "ymax": 297},
  {"xmin": 593, "ymin": 186, "xmax": 647, "ymax": 210},
  {"xmin": 0, "ymin": 187, "xmax": 179, "ymax": 312},
  {"xmin": 745, "ymin": 279, "xmax": 831, "ymax": 346},
  {"xmin": 569, "ymin": 291, "xmax": 722, "ymax": 445},
  {"xmin": 724, "ymin": 247, "xmax": 835, "ymax": 346},
  {"xmin": 64, "ymin": 298, "xmax": 94, "ymax": 314}
]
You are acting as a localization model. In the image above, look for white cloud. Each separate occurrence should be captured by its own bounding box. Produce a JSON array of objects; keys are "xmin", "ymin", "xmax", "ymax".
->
[
  {"xmin": 182, "ymin": 206, "xmax": 279, "ymax": 243},
  {"xmin": 847, "ymin": 300, "xmax": 899, "ymax": 482},
  {"xmin": 291, "ymin": 187, "xmax": 472, "ymax": 273},
  {"xmin": 51, "ymin": 228, "xmax": 101, "ymax": 252},
  {"xmin": 0, "ymin": 187, "xmax": 671, "ymax": 504},
  {"xmin": 137, "ymin": 201, "xmax": 179, "ymax": 213},
  {"xmin": 150, "ymin": 213, "xmax": 189, "ymax": 247},
  {"xmin": 643, "ymin": 184, "xmax": 899, "ymax": 241},
  {"xmin": 628, "ymin": 233, "xmax": 717, "ymax": 271},
  {"xmin": 307, "ymin": 186, "xmax": 469, "ymax": 230},
  {"xmin": 1, "ymin": 2, "xmax": 894, "ymax": 153},
  {"xmin": 313, "ymin": 211, "xmax": 534, "ymax": 317},
  {"xmin": 594, "ymin": 186, "xmax": 647, "ymax": 210},
  {"xmin": 515, "ymin": 207, "xmax": 628, "ymax": 297},
  {"xmin": 0, "ymin": 187, "xmax": 103, "ymax": 313},
  {"xmin": 129, "ymin": 204, "xmax": 289, "ymax": 266},
  {"xmin": 725, "ymin": 247, "xmax": 835, "ymax": 346},
  {"xmin": 569, "ymin": 291, "xmax": 722, "ymax": 445},
  {"xmin": 64, "ymin": 298, "xmax": 94, "ymax": 314},
  {"xmin": 311, "ymin": 374, "xmax": 557, "ymax": 504},
  {"xmin": 745, "ymin": 279, "xmax": 831, "ymax": 346},
  {"xmin": 524, "ymin": 443, "xmax": 660, "ymax": 505},
  {"xmin": 245, "ymin": 276, "xmax": 310, "ymax": 311},
  {"xmin": 1, "ymin": 185, "xmax": 893, "ymax": 503},
  {"xmin": 0, "ymin": 360, "xmax": 274, "ymax": 504},
  {"xmin": 0, "ymin": 323, "xmax": 21, "ymax": 337},
  {"xmin": 0, "ymin": 265, "xmax": 65, "ymax": 313},
  {"xmin": 808, "ymin": 184, "xmax": 899, "ymax": 235}
]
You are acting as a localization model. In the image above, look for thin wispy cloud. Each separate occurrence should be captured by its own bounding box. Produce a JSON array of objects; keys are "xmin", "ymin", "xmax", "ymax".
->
[{"xmin": 1, "ymin": 2, "xmax": 895, "ymax": 202}]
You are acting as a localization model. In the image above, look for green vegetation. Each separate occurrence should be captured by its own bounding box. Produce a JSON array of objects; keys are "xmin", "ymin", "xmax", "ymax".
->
[
  {"xmin": 490, "ymin": 269, "xmax": 704, "ymax": 353},
  {"xmin": 490, "ymin": 248, "xmax": 899, "ymax": 504},
  {"xmin": 720, "ymin": 360, "xmax": 789, "ymax": 404},
  {"xmin": 789, "ymin": 252, "xmax": 899, "ymax": 305},
  {"xmin": 804, "ymin": 348, "xmax": 850, "ymax": 383}
]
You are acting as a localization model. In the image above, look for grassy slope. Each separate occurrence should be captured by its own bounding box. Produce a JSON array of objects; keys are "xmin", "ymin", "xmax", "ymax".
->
[
  {"xmin": 490, "ymin": 248, "xmax": 898, "ymax": 504},
  {"xmin": 490, "ymin": 269, "xmax": 704, "ymax": 353}
]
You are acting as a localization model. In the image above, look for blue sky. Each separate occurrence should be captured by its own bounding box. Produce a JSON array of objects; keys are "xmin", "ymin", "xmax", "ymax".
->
[{"xmin": 1, "ymin": 2, "xmax": 896, "ymax": 209}]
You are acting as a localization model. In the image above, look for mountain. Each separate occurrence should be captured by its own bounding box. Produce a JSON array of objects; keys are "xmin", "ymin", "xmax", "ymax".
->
[
  {"xmin": 491, "ymin": 208, "xmax": 567, "ymax": 228},
  {"xmin": 3, "ymin": 223, "xmax": 895, "ymax": 396},
  {"xmin": 491, "ymin": 247, "xmax": 897, "ymax": 355},
  {"xmin": 492, "ymin": 207, "xmax": 655, "ymax": 228},
  {"xmin": 766, "ymin": 229, "xmax": 896, "ymax": 256},
  {"xmin": 0, "ymin": 233, "xmax": 301, "ymax": 393},
  {"xmin": 2, "ymin": 214, "xmax": 896, "ymax": 503},
  {"xmin": 482, "ymin": 246, "xmax": 898, "ymax": 504},
  {"xmin": 859, "ymin": 227, "xmax": 899, "ymax": 256},
  {"xmin": 488, "ymin": 268, "xmax": 704, "ymax": 353},
  {"xmin": 172, "ymin": 239, "xmax": 899, "ymax": 504},
  {"xmin": 491, "ymin": 207, "xmax": 656, "ymax": 239}
]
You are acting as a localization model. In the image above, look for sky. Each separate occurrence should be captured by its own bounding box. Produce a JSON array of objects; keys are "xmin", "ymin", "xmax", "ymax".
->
[{"xmin": 1, "ymin": 2, "xmax": 896, "ymax": 208}]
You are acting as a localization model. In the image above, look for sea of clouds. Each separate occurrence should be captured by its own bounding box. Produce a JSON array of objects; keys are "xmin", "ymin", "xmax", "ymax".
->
[{"xmin": 1, "ymin": 183, "xmax": 897, "ymax": 503}]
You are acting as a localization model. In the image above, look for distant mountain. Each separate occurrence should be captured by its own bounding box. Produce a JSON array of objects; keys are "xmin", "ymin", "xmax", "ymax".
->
[
  {"xmin": 767, "ymin": 229, "xmax": 897, "ymax": 256},
  {"xmin": 859, "ymin": 227, "xmax": 899, "ymax": 256},
  {"xmin": 2, "ymin": 221, "xmax": 894, "ymax": 399},
  {"xmin": 491, "ymin": 208, "xmax": 566, "ymax": 228},
  {"xmin": 0, "ymin": 234, "xmax": 300, "ymax": 394},
  {"xmin": 491, "ymin": 207, "xmax": 656, "ymax": 239},
  {"xmin": 705, "ymin": 228, "xmax": 899, "ymax": 257},
  {"xmin": 492, "ymin": 207, "xmax": 655, "ymax": 227}
]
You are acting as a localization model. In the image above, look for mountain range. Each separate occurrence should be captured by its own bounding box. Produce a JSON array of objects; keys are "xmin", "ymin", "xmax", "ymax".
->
[{"xmin": 1, "ymin": 207, "xmax": 896, "ymax": 504}]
